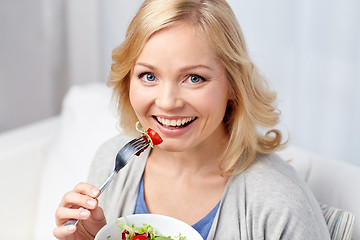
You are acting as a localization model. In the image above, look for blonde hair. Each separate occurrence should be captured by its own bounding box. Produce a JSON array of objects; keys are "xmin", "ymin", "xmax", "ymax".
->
[{"xmin": 108, "ymin": 0, "xmax": 285, "ymax": 175}]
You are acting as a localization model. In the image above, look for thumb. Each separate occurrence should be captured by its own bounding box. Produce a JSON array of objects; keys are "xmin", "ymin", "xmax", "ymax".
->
[
  {"xmin": 91, "ymin": 205, "xmax": 106, "ymax": 222},
  {"xmin": 82, "ymin": 205, "xmax": 106, "ymax": 236}
]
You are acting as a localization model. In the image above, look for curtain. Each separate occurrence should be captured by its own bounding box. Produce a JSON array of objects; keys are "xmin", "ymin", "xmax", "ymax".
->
[{"xmin": 227, "ymin": 0, "xmax": 360, "ymax": 165}]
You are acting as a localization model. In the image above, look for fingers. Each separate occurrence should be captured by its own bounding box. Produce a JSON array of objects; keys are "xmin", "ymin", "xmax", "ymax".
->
[
  {"xmin": 55, "ymin": 182, "xmax": 100, "ymax": 227},
  {"xmin": 54, "ymin": 206, "xmax": 106, "ymax": 239},
  {"xmin": 59, "ymin": 182, "xmax": 99, "ymax": 208},
  {"xmin": 54, "ymin": 182, "xmax": 106, "ymax": 239},
  {"xmin": 53, "ymin": 224, "xmax": 77, "ymax": 239},
  {"xmin": 55, "ymin": 206, "xmax": 92, "ymax": 226},
  {"xmin": 60, "ymin": 191, "xmax": 98, "ymax": 210},
  {"xmin": 73, "ymin": 182, "xmax": 100, "ymax": 198}
]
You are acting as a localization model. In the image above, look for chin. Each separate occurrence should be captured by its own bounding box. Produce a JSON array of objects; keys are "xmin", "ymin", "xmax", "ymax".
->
[{"xmin": 156, "ymin": 141, "xmax": 190, "ymax": 153}]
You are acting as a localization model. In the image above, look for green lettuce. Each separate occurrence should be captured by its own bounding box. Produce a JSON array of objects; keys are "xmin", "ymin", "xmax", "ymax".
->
[{"xmin": 115, "ymin": 219, "xmax": 188, "ymax": 240}]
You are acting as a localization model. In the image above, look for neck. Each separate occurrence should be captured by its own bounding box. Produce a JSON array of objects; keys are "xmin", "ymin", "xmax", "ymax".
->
[{"xmin": 149, "ymin": 136, "xmax": 228, "ymax": 176}]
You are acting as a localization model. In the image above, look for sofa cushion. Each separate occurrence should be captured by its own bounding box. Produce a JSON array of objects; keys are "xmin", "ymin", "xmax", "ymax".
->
[
  {"xmin": 320, "ymin": 203, "xmax": 355, "ymax": 240},
  {"xmin": 35, "ymin": 83, "xmax": 120, "ymax": 240},
  {"xmin": 278, "ymin": 146, "xmax": 360, "ymax": 239}
]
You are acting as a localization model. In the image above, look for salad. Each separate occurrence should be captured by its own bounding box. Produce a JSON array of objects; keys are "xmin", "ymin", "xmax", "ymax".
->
[{"xmin": 114, "ymin": 219, "xmax": 188, "ymax": 240}]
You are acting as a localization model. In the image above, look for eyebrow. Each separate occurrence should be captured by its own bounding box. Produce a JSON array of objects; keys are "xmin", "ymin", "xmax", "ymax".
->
[
  {"xmin": 135, "ymin": 62, "xmax": 156, "ymax": 70},
  {"xmin": 135, "ymin": 62, "xmax": 214, "ymax": 72},
  {"xmin": 180, "ymin": 64, "xmax": 213, "ymax": 72}
]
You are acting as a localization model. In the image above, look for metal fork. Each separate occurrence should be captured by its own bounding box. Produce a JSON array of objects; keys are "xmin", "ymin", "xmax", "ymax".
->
[{"xmin": 65, "ymin": 135, "xmax": 149, "ymax": 226}]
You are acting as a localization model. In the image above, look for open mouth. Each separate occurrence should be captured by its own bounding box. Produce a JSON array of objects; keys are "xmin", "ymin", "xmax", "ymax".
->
[{"xmin": 154, "ymin": 116, "xmax": 197, "ymax": 129}]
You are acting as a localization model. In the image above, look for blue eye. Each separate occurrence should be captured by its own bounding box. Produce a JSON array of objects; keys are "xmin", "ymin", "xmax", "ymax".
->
[
  {"xmin": 139, "ymin": 73, "xmax": 156, "ymax": 82},
  {"xmin": 189, "ymin": 75, "xmax": 205, "ymax": 83},
  {"xmin": 146, "ymin": 73, "xmax": 155, "ymax": 81}
]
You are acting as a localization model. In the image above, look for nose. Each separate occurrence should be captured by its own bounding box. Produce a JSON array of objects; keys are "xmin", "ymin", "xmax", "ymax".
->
[{"xmin": 155, "ymin": 82, "xmax": 184, "ymax": 110}]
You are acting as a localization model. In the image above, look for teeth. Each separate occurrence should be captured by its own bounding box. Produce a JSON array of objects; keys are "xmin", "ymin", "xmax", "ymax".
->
[{"xmin": 157, "ymin": 117, "xmax": 195, "ymax": 127}]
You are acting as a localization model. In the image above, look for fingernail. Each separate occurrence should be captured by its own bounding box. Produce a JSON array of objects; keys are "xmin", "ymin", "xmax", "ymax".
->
[
  {"xmin": 87, "ymin": 199, "xmax": 96, "ymax": 208},
  {"xmin": 67, "ymin": 225, "xmax": 76, "ymax": 232},
  {"xmin": 80, "ymin": 210, "xmax": 90, "ymax": 218},
  {"xmin": 91, "ymin": 188, "xmax": 99, "ymax": 197}
]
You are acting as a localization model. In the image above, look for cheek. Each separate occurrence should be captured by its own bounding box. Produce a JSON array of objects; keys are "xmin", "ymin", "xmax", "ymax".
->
[
  {"xmin": 129, "ymin": 82, "xmax": 142, "ymax": 114},
  {"xmin": 129, "ymin": 81, "xmax": 153, "ymax": 116},
  {"xmin": 194, "ymin": 90, "xmax": 229, "ymax": 124},
  {"xmin": 204, "ymin": 87, "xmax": 229, "ymax": 113}
]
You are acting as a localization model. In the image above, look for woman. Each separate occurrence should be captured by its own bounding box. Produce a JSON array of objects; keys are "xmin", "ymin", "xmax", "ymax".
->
[{"xmin": 54, "ymin": 0, "xmax": 330, "ymax": 239}]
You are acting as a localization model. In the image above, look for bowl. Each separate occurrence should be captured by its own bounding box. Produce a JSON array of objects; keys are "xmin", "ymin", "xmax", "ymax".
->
[{"xmin": 95, "ymin": 214, "xmax": 203, "ymax": 240}]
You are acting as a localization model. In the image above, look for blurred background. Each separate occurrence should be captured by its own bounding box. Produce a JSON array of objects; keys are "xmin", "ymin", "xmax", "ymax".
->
[{"xmin": 1, "ymin": 0, "xmax": 359, "ymax": 167}]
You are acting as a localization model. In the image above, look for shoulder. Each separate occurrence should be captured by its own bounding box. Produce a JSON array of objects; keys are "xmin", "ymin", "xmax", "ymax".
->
[
  {"xmin": 241, "ymin": 153, "xmax": 308, "ymax": 192},
  {"xmin": 237, "ymin": 153, "xmax": 318, "ymax": 209},
  {"xmin": 225, "ymin": 154, "xmax": 330, "ymax": 238}
]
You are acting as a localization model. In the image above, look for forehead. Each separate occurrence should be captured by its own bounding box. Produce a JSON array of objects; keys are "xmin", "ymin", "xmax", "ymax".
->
[{"xmin": 137, "ymin": 23, "xmax": 218, "ymax": 64}]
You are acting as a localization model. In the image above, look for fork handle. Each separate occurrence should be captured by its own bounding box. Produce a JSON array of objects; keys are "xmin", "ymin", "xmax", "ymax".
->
[
  {"xmin": 65, "ymin": 218, "xmax": 80, "ymax": 226},
  {"xmin": 64, "ymin": 170, "xmax": 117, "ymax": 226},
  {"xmin": 98, "ymin": 170, "xmax": 117, "ymax": 193}
]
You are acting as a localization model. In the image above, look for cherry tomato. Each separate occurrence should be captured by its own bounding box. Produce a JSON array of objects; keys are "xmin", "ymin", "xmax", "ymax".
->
[
  {"xmin": 131, "ymin": 236, "xmax": 149, "ymax": 240},
  {"xmin": 146, "ymin": 128, "xmax": 163, "ymax": 145}
]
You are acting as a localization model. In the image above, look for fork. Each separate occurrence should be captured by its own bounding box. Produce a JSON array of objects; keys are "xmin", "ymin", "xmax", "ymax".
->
[{"xmin": 65, "ymin": 135, "xmax": 149, "ymax": 226}]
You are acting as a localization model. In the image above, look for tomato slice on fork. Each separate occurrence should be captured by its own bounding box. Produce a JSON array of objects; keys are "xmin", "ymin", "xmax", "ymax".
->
[
  {"xmin": 135, "ymin": 127, "xmax": 163, "ymax": 156},
  {"xmin": 146, "ymin": 128, "xmax": 163, "ymax": 145}
]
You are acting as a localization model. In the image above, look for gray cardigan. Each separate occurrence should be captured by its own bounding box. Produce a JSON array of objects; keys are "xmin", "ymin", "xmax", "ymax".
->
[{"xmin": 88, "ymin": 135, "xmax": 330, "ymax": 240}]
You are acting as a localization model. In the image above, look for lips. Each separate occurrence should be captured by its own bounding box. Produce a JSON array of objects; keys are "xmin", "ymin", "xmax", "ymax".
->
[{"xmin": 154, "ymin": 116, "xmax": 197, "ymax": 128}]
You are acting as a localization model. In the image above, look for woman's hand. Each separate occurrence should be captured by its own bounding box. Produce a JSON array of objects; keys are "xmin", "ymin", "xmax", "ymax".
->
[{"xmin": 53, "ymin": 182, "xmax": 106, "ymax": 240}]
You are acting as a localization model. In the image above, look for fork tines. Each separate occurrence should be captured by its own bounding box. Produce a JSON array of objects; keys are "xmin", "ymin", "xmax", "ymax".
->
[{"xmin": 131, "ymin": 136, "xmax": 149, "ymax": 151}]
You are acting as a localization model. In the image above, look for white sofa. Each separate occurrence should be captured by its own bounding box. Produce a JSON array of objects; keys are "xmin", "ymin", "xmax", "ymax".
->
[{"xmin": 1, "ymin": 83, "xmax": 359, "ymax": 240}]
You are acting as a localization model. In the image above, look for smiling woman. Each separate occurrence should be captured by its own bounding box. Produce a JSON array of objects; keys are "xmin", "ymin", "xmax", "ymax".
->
[{"xmin": 54, "ymin": 1, "xmax": 331, "ymax": 240}]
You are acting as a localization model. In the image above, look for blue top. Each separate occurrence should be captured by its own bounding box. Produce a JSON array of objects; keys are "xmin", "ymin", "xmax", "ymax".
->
[{"xmin": 134, "ymin": 175, "xmax": 220, "ymax": 240}]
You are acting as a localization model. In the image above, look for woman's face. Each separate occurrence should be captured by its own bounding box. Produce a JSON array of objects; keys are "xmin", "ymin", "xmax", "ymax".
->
[{"xmin": 129, "ymin": 23, "xmax": 231, "ymax": 152}]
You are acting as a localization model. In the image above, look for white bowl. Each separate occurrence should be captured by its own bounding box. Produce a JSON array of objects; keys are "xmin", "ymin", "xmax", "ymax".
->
[{"xmin": 95, "ymin": 214, "xmax": 203, "ymax": 240}]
